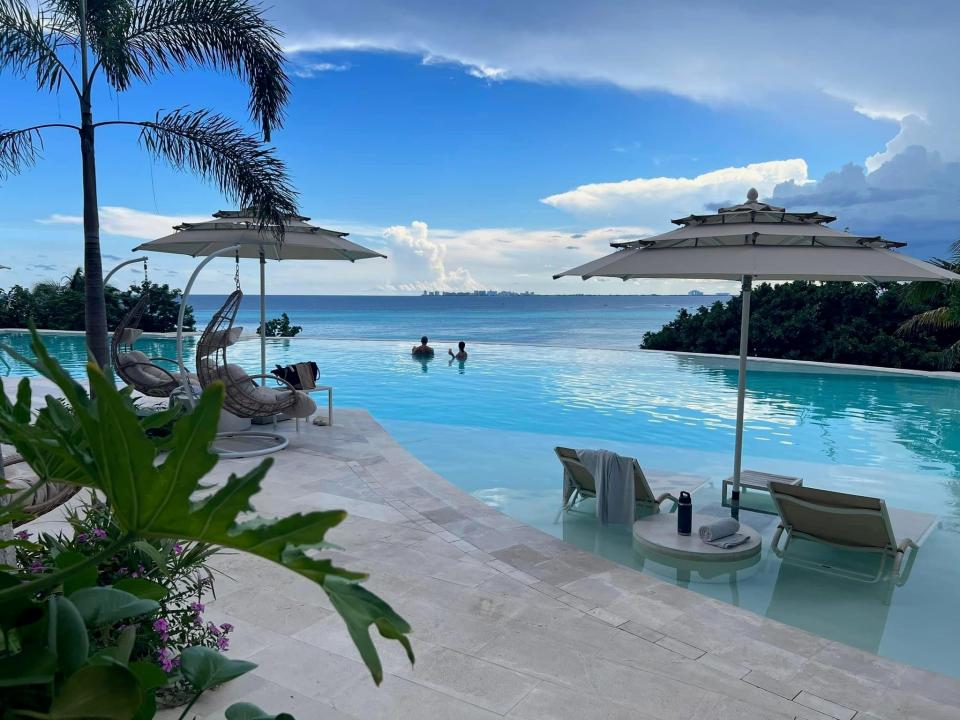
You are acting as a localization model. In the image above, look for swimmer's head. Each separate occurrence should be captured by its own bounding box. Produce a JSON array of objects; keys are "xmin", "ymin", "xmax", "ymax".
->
[
  {"xmin": 458, "ymin": 341, "xmax": 465, "ymax": 350},
  {"xmin": 421, "ymin": 336, "xmax": 429, "ymax": 345}
]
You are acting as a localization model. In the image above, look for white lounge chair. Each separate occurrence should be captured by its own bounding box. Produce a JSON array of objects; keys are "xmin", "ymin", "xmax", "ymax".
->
[
  {"xmin": 769, "ymin": 481, "xmax": 935, "ymax": 585},
  {"xmin": 555, "ymin": 447, "xmax": 679, "ymax": 520}
]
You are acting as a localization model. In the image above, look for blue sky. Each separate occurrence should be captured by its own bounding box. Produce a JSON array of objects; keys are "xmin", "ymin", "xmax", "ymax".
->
[{"xmin": 2, "ymin": 1, "xmax": 959, "ymax": 294}]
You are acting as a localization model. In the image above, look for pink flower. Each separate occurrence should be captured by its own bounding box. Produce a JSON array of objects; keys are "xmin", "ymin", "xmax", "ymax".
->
[
  {"xmin": 216, "ymin": 635, "xmax": 230, "ymax": 651},
  {"xmin": 219, "ymin": 623, "xmax": 234, "ymax": 633},
  {"xmin": 29, "ymin": 561, "xmax": 44, "ymax": 574},
  {"xmin": 91, "ymin": 528, "xmax": 108, "ymax": 540},
  {"xmin": 173, "ymin": 542, "xmax": 184, "ymax": 555},
  {"xmin": 207, "ymin": 622, "xmax": 221, "ymax": 637},
  {"xmin": 189, "ymin": 602, "xmax": 205, "ymax": 613},
  {"xmin": 157, "ymin": 647, "xmax": 175, "ymax": 673},
  {"xmin": 14, "ymin": 530, "xmax": 30, "ymax": 541},
  {"xmin": 152, "ymin": 618, "xmax": 169, "ymax": 642}
]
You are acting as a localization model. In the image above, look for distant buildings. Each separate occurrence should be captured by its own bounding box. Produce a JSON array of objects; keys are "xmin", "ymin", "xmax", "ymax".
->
[
  {"xmin": 688, "ymin": 289, "xmax": 704, "ymax": 296},
  {"xmin": 421, "ymin": 290, "xmax": 536, "ymax": 296}
]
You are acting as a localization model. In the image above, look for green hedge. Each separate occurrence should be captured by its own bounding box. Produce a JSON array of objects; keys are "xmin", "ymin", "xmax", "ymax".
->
[{"xmin": 642, "ymin": 281, "xmax": 958, "ymax": 371}]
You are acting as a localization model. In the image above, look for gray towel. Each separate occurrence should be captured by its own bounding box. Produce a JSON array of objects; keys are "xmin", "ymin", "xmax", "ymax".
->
[
  {"xmin": 699, "ymin": 517, "xmax": 740, "ymax": 542},
  {"xmin": 564, "ymin": 449, "xmax": 635, "ymax": 524},
  {"xmin": 704, "ymin": 533, "xmax": 750, "ymax": 549}
]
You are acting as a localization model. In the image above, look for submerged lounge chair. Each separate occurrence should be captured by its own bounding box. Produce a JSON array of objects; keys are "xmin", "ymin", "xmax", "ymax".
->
[
  {"xmin": 555, "ymin": 447, "xmax": 679, "ymax": 519},
  {"xmin": 769, "ymin": 481, "xmax": 933, "ymax": 585}
]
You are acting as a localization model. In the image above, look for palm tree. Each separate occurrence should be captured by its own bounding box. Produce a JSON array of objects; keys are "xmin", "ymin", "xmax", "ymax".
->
[
  {"xmin": 0, "ymin": 0, "xmax": 296, "ymax": 366},
  {"xmin": 898, "ymin": 239, "xmax": 960, "ymax": 367}
]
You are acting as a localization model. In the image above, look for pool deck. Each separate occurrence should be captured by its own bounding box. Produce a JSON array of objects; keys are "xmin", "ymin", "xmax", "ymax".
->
[{"xmin": 12, "ymin": 377, "xmax": 960, "ymax": 720}]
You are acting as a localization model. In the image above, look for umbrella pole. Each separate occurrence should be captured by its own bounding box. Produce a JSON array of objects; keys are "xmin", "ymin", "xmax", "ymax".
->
[
  {"xmin": 731, "ymin": 274, "xmax": 752, "ymax": 520},
  {"xmin": 259, "ymin": 251, "xmax": 267, "ymax": 385}
]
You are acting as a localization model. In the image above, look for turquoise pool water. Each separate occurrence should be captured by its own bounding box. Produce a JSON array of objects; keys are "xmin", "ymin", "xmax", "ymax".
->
[{"xmin": 3, "ymin": 331, "xmax": 960, "ymax": 677}]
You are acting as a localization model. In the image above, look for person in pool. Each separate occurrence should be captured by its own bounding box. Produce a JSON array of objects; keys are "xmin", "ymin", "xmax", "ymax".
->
[
  {"xmin": 448, "ymin": 341, "xmax": 468, "ymax": 362},
  {"xmin": 412, "ymin": 336, "xmax": 434, "ymax": 356}
]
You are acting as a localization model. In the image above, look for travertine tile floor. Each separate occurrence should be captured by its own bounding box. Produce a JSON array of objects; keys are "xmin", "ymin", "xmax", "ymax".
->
[
  {"xmin": 156, "ymin": 410, "xmax": 960, "ymax": 720},
  {"xmin": 10, "ymin": 376, "xmax": 958, "ymax": 720}
]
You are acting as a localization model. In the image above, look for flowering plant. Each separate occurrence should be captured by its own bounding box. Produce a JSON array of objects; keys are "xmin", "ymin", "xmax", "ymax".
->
[{"xmin": 15, "ymin": 495, "xmax": 233, "ymax": 703}]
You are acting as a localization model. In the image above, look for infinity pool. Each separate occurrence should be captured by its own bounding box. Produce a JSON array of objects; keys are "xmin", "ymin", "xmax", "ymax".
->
[{"xmin": 4, "ymin": 331, "xmax": 960, "ymax": 677}]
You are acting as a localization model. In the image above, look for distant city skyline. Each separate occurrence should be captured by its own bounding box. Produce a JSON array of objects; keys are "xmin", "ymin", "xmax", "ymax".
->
[{"xmin": 2, "ymin": 1, "xmax": 958, "ymax": 296}]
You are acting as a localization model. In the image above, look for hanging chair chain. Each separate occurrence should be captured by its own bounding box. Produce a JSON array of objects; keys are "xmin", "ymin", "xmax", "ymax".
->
[
  {"xmin": 142, "ymin": 258, "xmax": 149, "ymax": 288},
  {"xmin": 234, "ymin": 252, "xmax": 241, "ymax": 290}
]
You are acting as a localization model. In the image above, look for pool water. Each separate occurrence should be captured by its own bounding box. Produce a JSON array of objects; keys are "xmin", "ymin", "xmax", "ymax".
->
[{"xmin": 3, "ymin": 331, "xmax": 960, "ymax": 677}]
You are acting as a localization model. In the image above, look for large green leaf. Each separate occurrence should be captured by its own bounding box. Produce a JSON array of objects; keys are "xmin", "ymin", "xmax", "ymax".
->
[
  {"xmin": 225, "ymin": 702, "xmax": 296, "ymax": 720},
  {"xmin": 179, "ymin": 646, "xmax": 256, "ymax": 692},
  {"xmin": 48, "ymin": 596, "xmax": 89, "ymax": 677},
  {"xmin": 0, "ymin": 646, "xmax": 57, "ymax": 687},
  {"xmin": 0, "ymin": 329, "xmax": 414, "ymax": 683},
  {"xmin": 114, "ymin": 577, "xmax": 168, "ymax": 601},
  {"xmin": 55, "ymin": 551, "xmax": 99, "ymax": 596},
  {"xmin": 69, "ymin": 587, "xmax": 159, "ymax": 627},
  {"xmin": 49, "ymin": 664, "xmax": 142, "ymax": 720}
]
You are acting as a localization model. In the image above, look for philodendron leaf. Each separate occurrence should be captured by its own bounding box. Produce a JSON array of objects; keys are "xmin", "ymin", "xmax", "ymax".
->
[
  {"xmin": 0, "ymin": 328, "xmax": 415, "ymax": 684},
  {"xmin": 114, "ymin": 577, "xmax": 169, "ymax": 601},
  {"xmin": 0, "ymin": 647, "xmax": 57, "ymax": 687},
  {"xmin": 225, "ymin": 702, "xmax": 296, "ymax": 720},
  {"xmin": 49, "ymin": 664, "xmax": 142, "ymax": 720},
  {"xmin": 55, "ymin": 551, "xmax": 99, "ymax": 595},
  {"xmin": 69, "ymin": 587, "xmax": 159, "ymax": 627},
  {"xmin": 179, "ymin": 646, "xmax": 256, "ymax": 692},
  {"xmin": 49, "ymin": 596, "xmax": 89, "ymax": 677}
]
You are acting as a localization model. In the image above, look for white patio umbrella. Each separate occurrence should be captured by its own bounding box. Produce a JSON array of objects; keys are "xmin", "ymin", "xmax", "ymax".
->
[
  {"xmin": 555, "ymin": 189, "xmax": 960, "ymax": 518},
  {"xmin": 135, "ymin": 209, "xmax": 386, "ymax": 384}
]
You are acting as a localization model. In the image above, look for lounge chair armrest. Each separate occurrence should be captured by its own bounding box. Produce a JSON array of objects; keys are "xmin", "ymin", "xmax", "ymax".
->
[
  {"xmin": 3, "ymin": 452, "xmax": 25, "ymax": 468},
  {"xmin": 893, "ymin": 538, "xmax": 921, "ymax": 586},
  {"xmin": 655, "ymin": 492, "xmax": 678, "ymax": 510},
  {"xmin": 123, "ymin": 360, "xmax": 182, "ymax": 385},
  {"xmin": 771, "ymin": 523, "xmax": 787, "ymax": 558}
]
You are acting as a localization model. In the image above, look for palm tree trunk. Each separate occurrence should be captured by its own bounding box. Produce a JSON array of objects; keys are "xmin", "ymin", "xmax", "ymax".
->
[
  {"xmin": 80, "ymin": 105, "xmax": 107, "ymax": 368},
  {"xmin": 78, "ymin": 0, "xmax": 107, "ymax": 368}
]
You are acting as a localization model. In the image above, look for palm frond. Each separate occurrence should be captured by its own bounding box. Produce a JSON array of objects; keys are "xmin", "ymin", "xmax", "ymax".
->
[
  {"xmin": 902, "ymin": 279, "xmax": 949, "ymax": 306},
  {"xmin": 0, "ymin": 0, "xmax": 73, "ymax": 92},
  {"xmin": 940, "ymin": 338, "xmax": 960, "ymax": 370},
  {"xmin": 896, "ymin": 305, "xmax": 959, "ymax": 336},
  {"xmin": 96, "ymin": 0, "xmax": 288, "ymax": 139},
  {"xmin": 133, "ymin": 108, "xmax": 297, "ymax": 233},
  {"xmin": 0, "ymin": 127, "xmax": 43, "ymax": 179}
]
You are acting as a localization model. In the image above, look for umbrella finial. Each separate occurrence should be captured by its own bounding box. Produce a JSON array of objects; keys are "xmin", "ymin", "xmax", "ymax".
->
[{"xmin": 746, "ymin": 188, "xmax": 759, "ymax": 203}]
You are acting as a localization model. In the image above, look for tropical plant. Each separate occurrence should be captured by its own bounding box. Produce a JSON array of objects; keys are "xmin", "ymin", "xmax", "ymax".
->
[
  {"xmin": 0, "ymin": 270, "xmax": 195, "ymax": 332},
  {"xmin": 0, "ymin": 0, "xmax": 296, "ymax": 367},
  {"xmin": 0, "ymin": 329, "xmax": 413, "ymax": 718},
  {"xmin": 14, "ymin": 494, "xmax": 231, "ymax": 707},
  {"xmin": 257, "ymin": 312, "xmax": 301, "ymax": 337},
  {"xmin": 642, "ymin": 280, "xmax": 960, "ymax": 371},
  {"xmin": 897, "ymin": 240, "xmax": 960, "ymax": 366}
]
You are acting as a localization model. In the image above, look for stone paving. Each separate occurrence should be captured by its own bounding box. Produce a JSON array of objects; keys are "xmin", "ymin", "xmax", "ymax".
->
[{"xmin": 143, "ymin": 409, "xmax": 959, "ymax": 720}]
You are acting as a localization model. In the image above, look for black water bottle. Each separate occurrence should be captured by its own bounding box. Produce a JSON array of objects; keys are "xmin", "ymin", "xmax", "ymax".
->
[{"xmin": 677, "ymin": 491, "xmax": 692, "ymax": 535}]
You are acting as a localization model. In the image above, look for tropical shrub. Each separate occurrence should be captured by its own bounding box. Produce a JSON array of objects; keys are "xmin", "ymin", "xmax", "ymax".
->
[
  {"xmin": 0, "ymin": 270, "xmax": 195, "ymax": 332},
  {"xmin": 14, "ymin": 495, "xmax": 229, "ymax": 707},
  {"xmin": 642, "ymin": 280, "xmax": 960, "ymax": 371},
  {"xmin": 0, "ymin": 329, "xmax": 413, "ymax": 718},
  {"xmin": 257, "ymin": 313, "xmax": 302, "ymax": 337}
]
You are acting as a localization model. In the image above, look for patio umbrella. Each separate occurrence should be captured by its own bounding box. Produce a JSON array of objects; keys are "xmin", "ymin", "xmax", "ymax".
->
[
  {"xmin": 135, "ymin": 209, "xmax": 386, "ymax": 381},
  {"xmin": 554, "ymin": 189, "xmax": 960, "ymax": 518}
]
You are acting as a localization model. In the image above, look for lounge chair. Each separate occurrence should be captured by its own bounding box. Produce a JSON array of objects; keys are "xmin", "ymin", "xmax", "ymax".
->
[
  {"xmin": 2, "ymin": 451, "xmax": 79, "ymax": 527},
  {"xmin": 555, "ymin": 447, "xmax": 679, "ymax": 520},
  {"xmin": 769, "ymin": 481, "xmax": 933, "ymax": 585}
]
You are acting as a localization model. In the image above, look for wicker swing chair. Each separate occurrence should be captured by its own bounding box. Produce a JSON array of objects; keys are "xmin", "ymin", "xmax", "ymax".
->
[
  {"xmin": 111, "ymin": 293, "xmax": 194, "ymax": 398},
  {"xmin": 2, "ymin": 451, "xmax": 80, "ymax": 528},
  {"xmin": 195, "ymin": 290, "xmax": 315, "ymax": 457}
]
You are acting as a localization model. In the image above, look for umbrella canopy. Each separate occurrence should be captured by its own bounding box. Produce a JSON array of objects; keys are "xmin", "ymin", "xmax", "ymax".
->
[
  {"xmin": 135, "ymin": 209, "xmax": 386, "ymax": 386},
  {"xmin": 555, "ymin": 189, "xmax": 960, "ymax": 518},
  {"xmin": 136, "ymin": 209, "xmax": 386, "ymax": 261}
]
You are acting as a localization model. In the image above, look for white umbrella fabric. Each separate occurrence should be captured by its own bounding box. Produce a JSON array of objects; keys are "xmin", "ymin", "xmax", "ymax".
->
[
  {"xmin": 555, "ymin": 189, "xmax": 960, "ymax": 518},
  {"xmin": 135, "ymin": 209, "xmax": 386, "ymax": 382}
]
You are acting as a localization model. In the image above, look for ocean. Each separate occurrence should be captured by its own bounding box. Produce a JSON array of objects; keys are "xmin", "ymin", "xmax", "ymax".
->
[{"xmin": 188, "ymin": 294, "xmax": 726, "ymax": 349}]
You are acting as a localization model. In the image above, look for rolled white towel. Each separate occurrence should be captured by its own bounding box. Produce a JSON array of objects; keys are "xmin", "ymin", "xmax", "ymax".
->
[{"xmin": 699, "ymin": 517, "xmax": 740, "ymax": 542}]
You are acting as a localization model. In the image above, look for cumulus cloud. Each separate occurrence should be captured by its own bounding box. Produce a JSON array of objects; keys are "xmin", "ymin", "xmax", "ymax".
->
[
  {"xmin": 36, "ymin": 207, "xmax": 207, "ymax": 240},
  {"xmin": 541, "ymin": 159, "xmax": 809, "ymax": 219},
  {"xmin": 381, "ymin": 220, "xmax": 484, "ymax": 292}
]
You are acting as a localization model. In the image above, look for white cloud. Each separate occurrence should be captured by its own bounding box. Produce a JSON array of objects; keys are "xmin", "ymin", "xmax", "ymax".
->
[
  {"xmin": 541, "ymin": 159, "xmax": 809, "ymax": 217},
  {"xmin": 36, "ymin": 207, "xmax": 207, "ymax": 240},
  {"xmin": 381, "ymin": 220, "xmax": 484, "ymax": 292},
  {"xmin": 291, "ymin": 61, "xmax": 351, "ymax": 78},
  {"xmin": 273, "ymin": 1, "xmax": 960, "ymax": 164}
]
